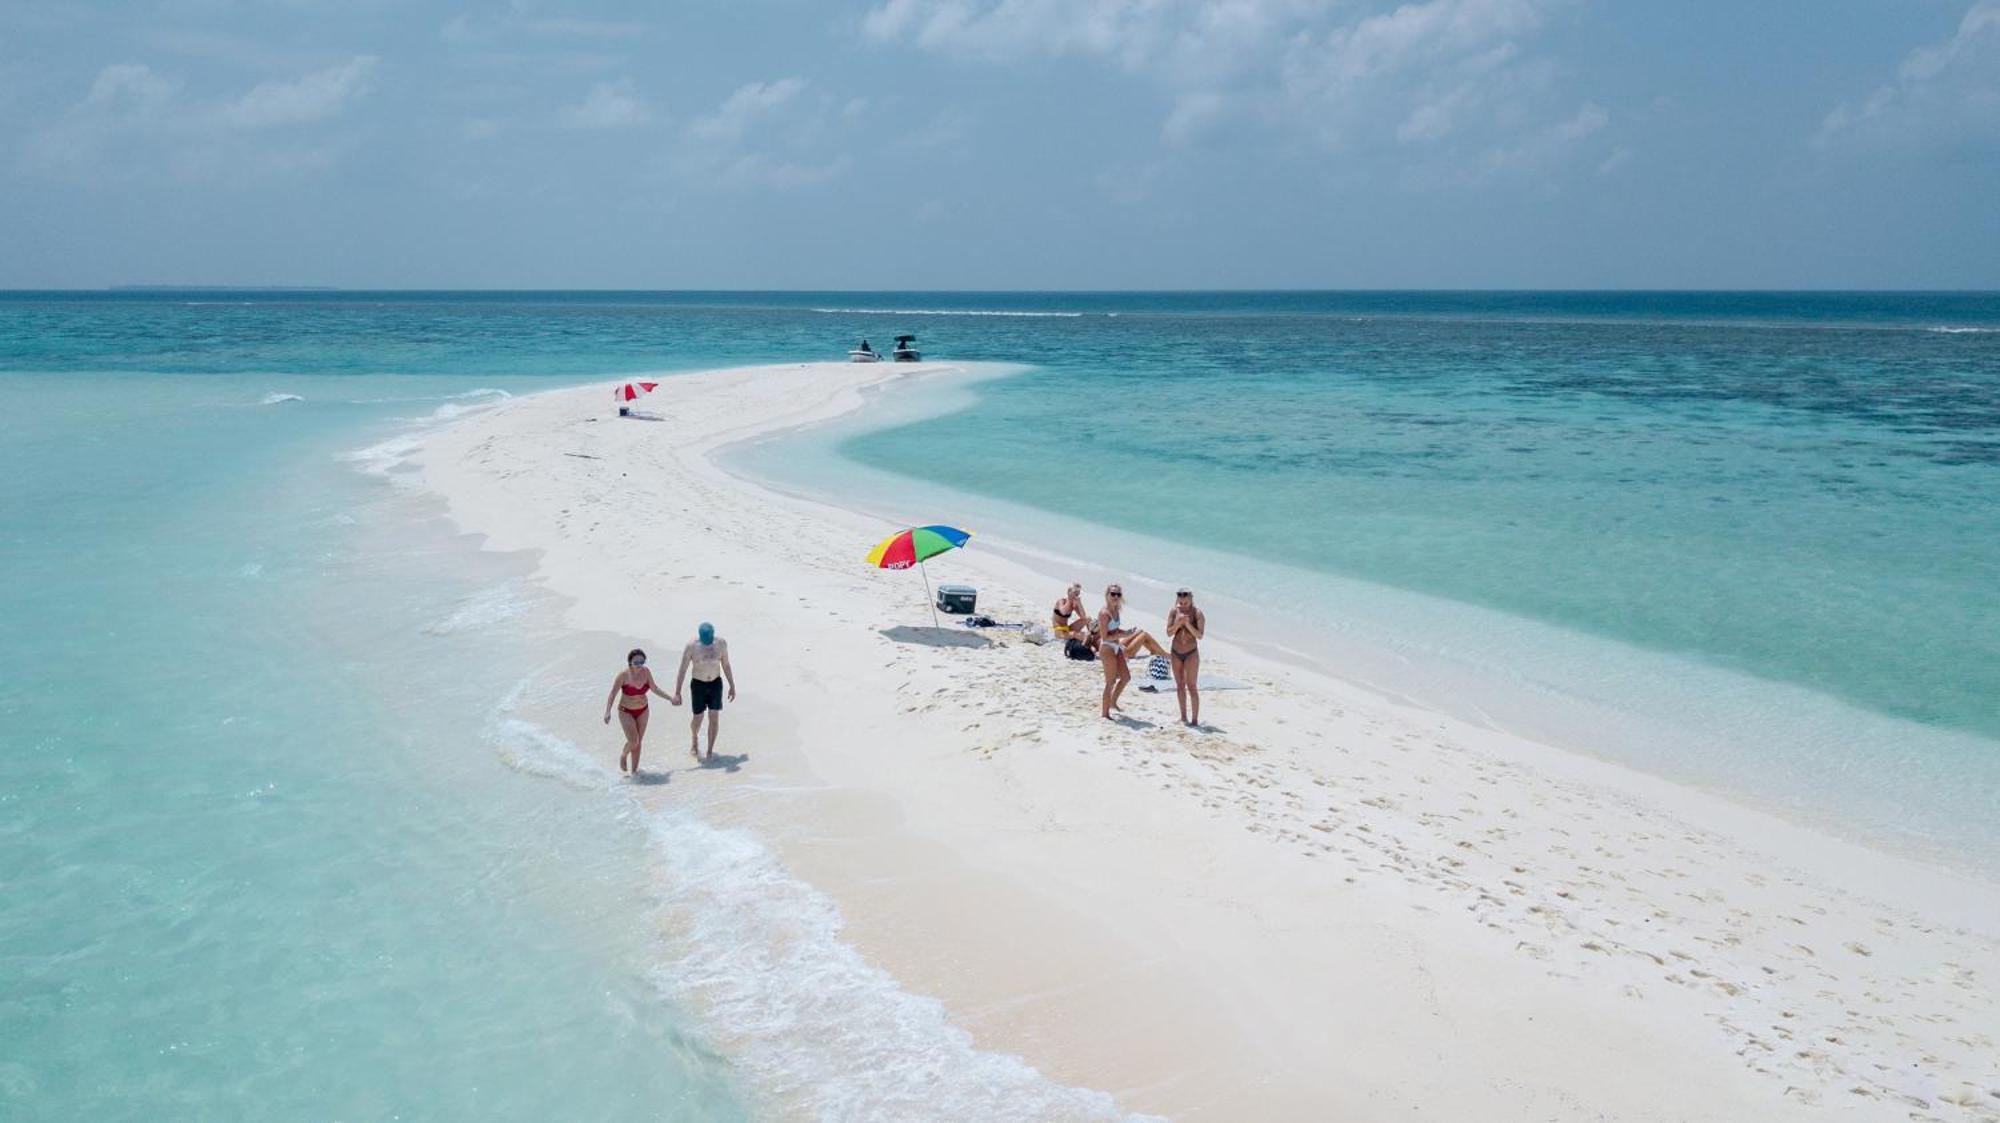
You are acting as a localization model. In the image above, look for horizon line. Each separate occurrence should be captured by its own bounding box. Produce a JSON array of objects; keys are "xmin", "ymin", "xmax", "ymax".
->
[{"xmin": 5, "ymin": 286, "xmax": 1998, "ymax": 296}]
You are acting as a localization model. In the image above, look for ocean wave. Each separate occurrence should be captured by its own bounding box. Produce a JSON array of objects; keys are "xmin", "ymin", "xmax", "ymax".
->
[
  {"xmin": 341, "ymin": 389, "xmax": 516, "ymax": 482},
  {"xmin": 1925, "ymin": 326, "xmax": 1999, "ymax": 334},
  {"xmin": 491, "ymin": 716, "xmax": 1150, "ymax": 1122},
  {"xmin": 260, "ymin": 392, "xmax": 304, "ymax": 405},
  {"xmin": 811, "ymin": 307, "xmax": 1086, "ymax": 318},
  {"xmin": 340, "ymin": 432, "xmax": 426, "ymax": 481},
  {"xmin": 346, "ymin": 387, "xmax": 514, "ymax": 405},
  {"xmin": 424, "ymin": 584, "xmax": 532, "ymax": 635},
  {"xmin": 426, "ymin": 397, "xmax": 506, "ymax": 422}
]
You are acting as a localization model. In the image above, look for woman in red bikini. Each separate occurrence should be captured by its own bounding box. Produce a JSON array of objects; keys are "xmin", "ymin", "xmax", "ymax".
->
[{"xmin": 604, "ymin": 648, "xmax": 671, "ymax": 776}]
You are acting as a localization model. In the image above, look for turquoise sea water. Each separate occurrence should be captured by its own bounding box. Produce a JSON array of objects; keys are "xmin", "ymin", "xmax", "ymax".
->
[
  {"xmin": 842, "ymin": 297, "xmax": 2000, "ymax": 739},
  {"xmin": 0, "ymin": 371, "xmax": 751, "ymax": 1117},
  {"xmin": 3, "ymin": 291, "xmax": 1997, "ymax": 1116},
  {"xmin": 750, "ymin": 292, "xmax": 2000, "ymax": 864},
  {"xmin": 0, "ymin": 292, "xmax": 1152, "ymax": 1121}
]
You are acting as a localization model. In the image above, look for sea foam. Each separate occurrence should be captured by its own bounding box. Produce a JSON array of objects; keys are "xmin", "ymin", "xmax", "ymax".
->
[
  {"xmin": 490, "ymin": 715, "xmax": 1151, "ymax": 1122},
  {"xmin": 423, "ymin": 583, "xmax": 532, "ymax": 635},
  {"xmin": 341, "ymin": 390, "xmax": 513, "ymax": 483}
]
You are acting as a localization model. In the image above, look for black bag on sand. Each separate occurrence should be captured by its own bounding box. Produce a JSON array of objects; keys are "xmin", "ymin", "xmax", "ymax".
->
[{"xmin": 1064, "ymin": 637, "xmax": 1096, "ymax": 661}]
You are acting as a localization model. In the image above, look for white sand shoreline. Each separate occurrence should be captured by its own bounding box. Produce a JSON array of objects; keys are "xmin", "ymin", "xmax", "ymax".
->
[
  {"xmin": 724, "ymin": 365, "xmax": 2000, "ymax": 882},
  {"xmin": 413, "ymin": 361, "xmax": 2000, "ymax": 1121},
  {"xmin": 723, "ymin": 364, "xmax": 2000, "ymax": 892}
]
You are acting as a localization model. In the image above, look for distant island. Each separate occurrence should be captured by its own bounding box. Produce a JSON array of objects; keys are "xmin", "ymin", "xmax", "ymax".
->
[{"xmin": 108, "ymin": 285, "xmax": 341, "ymax": 292}]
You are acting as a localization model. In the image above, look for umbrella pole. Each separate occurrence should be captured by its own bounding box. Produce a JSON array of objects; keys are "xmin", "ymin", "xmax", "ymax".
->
[{"xmin": 920, "ymin": 561, "xmax": 938, "ymax": 627}]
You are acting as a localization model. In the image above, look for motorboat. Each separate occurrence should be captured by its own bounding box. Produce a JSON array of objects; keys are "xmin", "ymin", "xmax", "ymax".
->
[
  {"xmin": 849, "ymin": 339, "xmax": 880, "ymax": 363},
  {"xmin": 891, "ymin": 333, "xmax": 921, "ymax": 362}
]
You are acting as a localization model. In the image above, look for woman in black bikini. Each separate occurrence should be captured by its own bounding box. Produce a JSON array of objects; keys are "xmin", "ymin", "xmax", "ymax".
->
[
  {"xmin": 1166, "ymin": 588, "xmax": 1206, "ymax": 727},
  {"xmin": 604, "ymin": 648, "xmax": 671, "ymax": 775},
  {"xmin": 1096, "ymin": 584, "xmax": 1169, "ymax": 719},
  {"xmin": 1052, "ymin": 582, "xmax": 1090, "ymax": 637}
]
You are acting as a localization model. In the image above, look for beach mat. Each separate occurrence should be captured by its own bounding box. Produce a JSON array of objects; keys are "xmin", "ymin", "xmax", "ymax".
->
[{"xmin": 1137, "ymin": 673, "xmax": 1250, "ymax": 691}]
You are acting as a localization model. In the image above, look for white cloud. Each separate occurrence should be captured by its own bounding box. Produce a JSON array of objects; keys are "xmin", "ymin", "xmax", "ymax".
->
[
  {"xmin": 690, "ymin": 77, "xmax": 807, "ymax": 141},
  {"xmin": 674, "ymin": 78, "xmax": 855, "ymax": 190},
  {"xmin": 1473, "ymin": 100, "xmax": 1605, "ymax": 178},
  {"xmin": 1285, "ymin": 0, "xmax": 1542, "ymax": 94},
  {"xmin": 1397, "ymin": 85, "xmax": 1475, "ymax": 142},
  {"xmin": 862, "ymin": 0, "xmax": 1163, "ymax": 64},
  {"xmin": 223, "ymin": 55, "xmax": 376, "ymax": 130},
  {"xmin": 83, "ymin": 63, "xmax": 179, "ymax": 112},
  {"xmin": 1818, "ymin": 1, "xmax": 2000, "ymax": 150},
  {"xmin": 893, "ymin": 107, "xmax": 970, "ymax": 149},
  {"xmin": 1163, "ymin": 90, "xmax": 1228, "ymax": 144},
  {"xmin": 1278, "ymin": 0, "xmax": 1560, "ymax": 148},
  {"xmin": 20, "ymin": 58, "xmax": 376, "ymax": 182},
  {"xmin": 707, "ymin": 151, "xmax": 852, "ymax": 189},
  {"xmin": 444, "ymin": 12, "xmax": 647, "ymax": 43},
  {"xmin": 861, "ymin": 0, "xmax": 1329, "ymax": 73},
  {"xmin": 524, "ymin": 17, "xmax": 647, "ymax": 39},
  {"xmin": 864, "ymin": 0, "xmax": 1605, "ymax": 177},
  {"xmin": 565, "ymin": 78, "xmax": 651, "ymax": 129}
]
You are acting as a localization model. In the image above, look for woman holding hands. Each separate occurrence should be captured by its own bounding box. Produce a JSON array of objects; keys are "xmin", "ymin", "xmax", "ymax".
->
[{"xmin": 605, "ymin": 648, "xmax": 673, "ymax": 776}]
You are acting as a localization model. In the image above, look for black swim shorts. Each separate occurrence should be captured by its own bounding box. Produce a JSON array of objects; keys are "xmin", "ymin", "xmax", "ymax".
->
[{"xmin": 690, "ymin": 677, "xmax": 723, "ymax": 714}]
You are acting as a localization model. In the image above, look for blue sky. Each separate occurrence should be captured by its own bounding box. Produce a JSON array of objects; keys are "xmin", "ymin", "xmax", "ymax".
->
[{"xmin": 1, "ymin": 0, "xmax": 1995, "ymax": 288}]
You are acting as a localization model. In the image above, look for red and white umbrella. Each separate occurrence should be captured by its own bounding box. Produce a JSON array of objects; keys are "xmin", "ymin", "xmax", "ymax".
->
[{"xmin": 614, "ymin": 381, "xmax": 659, "ymax": 403}]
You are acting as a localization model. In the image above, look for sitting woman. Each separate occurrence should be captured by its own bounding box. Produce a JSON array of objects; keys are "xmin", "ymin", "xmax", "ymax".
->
[
  {"xmin": 1052, "ymin": 582, "xmax": 1091, "ymax": 636},
  {"xmin": 1095, "ymin": 583, "xmax": 1168, "ymax": 719}
]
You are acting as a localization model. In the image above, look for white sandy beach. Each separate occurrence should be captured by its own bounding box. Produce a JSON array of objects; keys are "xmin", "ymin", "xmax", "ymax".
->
[{"xmin": 413, "ymin": 362, "xmax": 2000, "ymax": 1121}]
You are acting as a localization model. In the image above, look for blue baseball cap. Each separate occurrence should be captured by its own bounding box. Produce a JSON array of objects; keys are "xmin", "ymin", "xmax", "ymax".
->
[{"xmin": 698, "ymin": 622, "xmax": 715, "ymax": 644}]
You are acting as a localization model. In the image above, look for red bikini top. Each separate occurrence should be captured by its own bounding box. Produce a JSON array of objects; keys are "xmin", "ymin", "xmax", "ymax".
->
[{"xmin": 621, "ymin": 674, "xmax": 649, "ymax": 696}]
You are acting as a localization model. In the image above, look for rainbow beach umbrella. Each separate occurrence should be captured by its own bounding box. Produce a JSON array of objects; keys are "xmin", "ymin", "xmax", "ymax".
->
[{"xmin": 865, "ymin": 524, "xmax": 971, "ymax": 625}]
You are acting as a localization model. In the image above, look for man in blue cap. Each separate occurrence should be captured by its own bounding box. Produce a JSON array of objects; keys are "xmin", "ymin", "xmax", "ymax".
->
[{"xmin": 671, "ymin": 621, "xmax": 736, "ymax": 762}]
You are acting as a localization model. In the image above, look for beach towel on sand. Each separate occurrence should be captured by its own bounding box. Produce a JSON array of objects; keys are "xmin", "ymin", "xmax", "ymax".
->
[{"xmin": 1137, "ymin": 672, "xmax": 1251, "ymax": 691}]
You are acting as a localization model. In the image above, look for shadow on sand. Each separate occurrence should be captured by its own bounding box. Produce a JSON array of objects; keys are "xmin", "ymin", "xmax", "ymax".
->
[
  {"xmin": 628, "ymin": 770, "xmax": 670, "ymax": 786},
  {"xmin": 698, "ymin": 752, "xmax": 749, "ymax": 773},
  {"xmin": 879, "ymin": 625, "xmax": 991, "ymax": 649}
]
